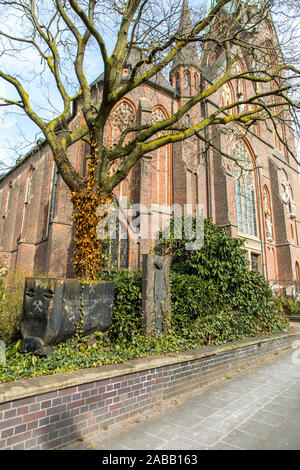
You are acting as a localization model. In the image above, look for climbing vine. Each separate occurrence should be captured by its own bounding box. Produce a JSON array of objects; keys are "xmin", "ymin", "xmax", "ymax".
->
[{"xmin": 71, "ymin": 145, "xmax": 111, "ymax": 280}]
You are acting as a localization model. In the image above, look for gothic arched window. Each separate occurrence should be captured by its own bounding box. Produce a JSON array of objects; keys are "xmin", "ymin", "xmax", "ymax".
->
[
  {"xmin": 109, "ymin": 100, "xmax": 136, "ymax": 199},
  {"xmin": 99, "ymin": 203, "xmax": 129, "ymax": 269},
  {"xmin": 194, "ymin": 74, "xmax": 198, "ymax": 90},
  {"xmin": 184, "ymin": 72, "xmax": 190, "ymax": 87},
  {"xmin": 222, "ymin": 83, "xmax": 233, "ymax": 113},
  {"xmin": 111, "ymin": 100, "xmax": 135, "ymax": 148},
  {"xmin": 25, "ymin": 167, "xmax": 34, "ymax": 204},
  {"xmin": 104, "ymin": 220, "xmax": 129, "ymax": 269},
  {"xmin": 233, "ymin": 140, "xmax": 258, "ymax": 237},
  {"xmin": 152, "ymin": 106, "xmax": 171, "ymax": 206},
  {"xmin": 4, "ymin": 182, "xmax": 12, "ymax": 216}
]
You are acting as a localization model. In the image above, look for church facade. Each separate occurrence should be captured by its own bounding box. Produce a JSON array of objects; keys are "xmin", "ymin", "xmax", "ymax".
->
[{"xmin": 0, "ymin": 1, "xmax": 299, "ymax": 289}]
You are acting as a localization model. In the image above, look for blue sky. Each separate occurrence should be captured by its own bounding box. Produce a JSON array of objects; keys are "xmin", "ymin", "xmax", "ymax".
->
[{"xmin": 0, "ymin": 0, "xmax": 299, "ymax": 171}]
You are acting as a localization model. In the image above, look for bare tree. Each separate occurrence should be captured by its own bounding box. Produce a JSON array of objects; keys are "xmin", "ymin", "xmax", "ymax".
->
[{"xmin": 0, "ymin": 0, "xmax": 299, "ymax": 278}]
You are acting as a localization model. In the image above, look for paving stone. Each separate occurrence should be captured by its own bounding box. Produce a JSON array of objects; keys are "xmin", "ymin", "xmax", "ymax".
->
[
  {"xmin": 263, "ymin": 402, "xmax": 298, "ymax": 417},
  {"xmin": 158, "ymin": 436, "xmax": 200, "ymax": 450},
  {"xmin": 280, "ymin": 390, "xmax": 300, "ymax": 400},
  {"xmin": 200, "ymin": 415, "xmax": 241, "ymax": 434},
  {"xmin": 250, "ymin": 410, "xmax": 286, "ymax": 427},
  {"xmin": 210, "ymin": 390, "xmax": 240, "ymax": 401},
  {"xmin": 237, "ymin": 419, "xmax": 276, "ymax": 439},
  {"xmin": 189, "ymin": 395, "xmax": 229, "ymax": 410},
  {"xmin": 270, "ymin": 396, "xmax": 300, "ymax": 410},
  {"xmin": 255, "ymin": 422, "xmax": 300, "ymax": 450},
  {"xmin": 222, "ymin": 429, "xmax": 267, "ymax": 450},
  {"xmin": 161, "ymin": 402, "xmax": 218, "ymax": 428},
  {"xmin": 210, "ymin": 441, "xmax": 243, "ymax": 450},
  {"xmin": 103, "ymin": 429, "xmax": 166, "ymax": 450},
  {"xmin": 141, "ymin": 420, "xmax": 185, "ymax": 440},
  {"xmin": 188, "ymin": 425, "xmax": 224, "ymax": 446}
]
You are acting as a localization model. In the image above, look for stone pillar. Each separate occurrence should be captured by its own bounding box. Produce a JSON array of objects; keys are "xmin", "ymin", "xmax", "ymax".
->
[
  {"xmin": 142, "ymin": 254, "xmax": 171, "ymax": 335},
  {"xmin": 0, "ymin": 340, "xmax": 5, "ymax": 365}
]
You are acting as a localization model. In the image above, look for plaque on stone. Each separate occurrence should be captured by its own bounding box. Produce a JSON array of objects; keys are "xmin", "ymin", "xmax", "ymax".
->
[
  {"xmin": 142, "ymin": 254, "xmax": 171, "ymax": 335},
  {"xmin": 20, "ymin": 278, "xmax": 114, "ymax": 355},
  {"xmin": 0, "ymin": 340, "xmax": 5, "ymax": 365}
]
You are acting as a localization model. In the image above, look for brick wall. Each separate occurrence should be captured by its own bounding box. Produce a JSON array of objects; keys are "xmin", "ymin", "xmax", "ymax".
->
[{"xmin": 0, "ymin": 330, "xmax": 298, "ymax": 450}]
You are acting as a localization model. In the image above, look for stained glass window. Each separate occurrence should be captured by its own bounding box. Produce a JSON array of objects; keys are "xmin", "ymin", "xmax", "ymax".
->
[{"xmin": 233, "ymin": 140, "xmax": 258, "ymax": 237}]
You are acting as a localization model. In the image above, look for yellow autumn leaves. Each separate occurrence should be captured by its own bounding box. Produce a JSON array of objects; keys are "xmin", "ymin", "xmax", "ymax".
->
[{"xmin": 71, "ymin": 149, "xmax": 111, "ymax": 280}]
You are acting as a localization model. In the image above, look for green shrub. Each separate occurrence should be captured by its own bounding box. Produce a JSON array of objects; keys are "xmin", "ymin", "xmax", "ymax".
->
[
  {"xmin": 158, "ymin": 217, "xmax": 289, "ymax": 342},
  {"xmin": 97, "ymin": 269, "xmax": 143, "ymax": 343},
  {"xmin": 0, "ymin": 270, "xmax": 28, "ymax": 343},
  {"xmin": 0, "ymin": 269, "xmax": 54, "ymax": 344},
  {"xmin": 280, "ymin": 298, "xmax": 300, "ymax": 316}
]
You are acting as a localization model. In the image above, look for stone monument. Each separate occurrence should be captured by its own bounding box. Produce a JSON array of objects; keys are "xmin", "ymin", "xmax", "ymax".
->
[
  {"xmin": 0, "ymin": 340, "xmax": 5, "ymax": 365},
  {"xmin": 20, "ymin": 278, "xmax": 115, "ymax": 355},
  {"xmin": 142, "ymin": 254, "xmax": 171, "ymax": 335}
]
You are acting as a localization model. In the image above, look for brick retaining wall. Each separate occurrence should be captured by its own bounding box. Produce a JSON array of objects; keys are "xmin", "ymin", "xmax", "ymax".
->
[{"xmin": 0, "ymin": 329, "xmax": 299, "ymax": 450}]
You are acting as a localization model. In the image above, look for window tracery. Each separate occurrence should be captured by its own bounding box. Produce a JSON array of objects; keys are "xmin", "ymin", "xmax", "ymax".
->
[{"xmin": 233, "ymin": 140, "xmax": 258, "ymax": 237}]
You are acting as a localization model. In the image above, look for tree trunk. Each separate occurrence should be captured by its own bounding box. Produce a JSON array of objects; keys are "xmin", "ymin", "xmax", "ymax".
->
[{"xmin": 71, "ymin": 148, "xmax": 111, "ymax": 280}]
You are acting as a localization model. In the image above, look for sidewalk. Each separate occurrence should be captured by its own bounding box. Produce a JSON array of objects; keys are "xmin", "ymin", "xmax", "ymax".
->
[{"xmin": 61, "ymin": 345, "xmax": 300, "ymax": 451}]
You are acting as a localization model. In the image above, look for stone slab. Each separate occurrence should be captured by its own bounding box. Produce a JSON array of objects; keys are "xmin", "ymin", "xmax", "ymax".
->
[
  {"xmin": 142, "ymin": 254, "xmax": 171, "ymax": 334},
  {"xmin": 0, "ymin": 340, "xmax": 5, "ymax": 365},
  {"xmin": 20, "ymin": 277, "xmax": 114, "ymax": 355}
]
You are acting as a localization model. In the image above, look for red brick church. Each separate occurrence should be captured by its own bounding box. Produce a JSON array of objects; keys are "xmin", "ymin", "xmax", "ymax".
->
[{"xmin": 0, "ymin": 0, "xmax": 299, "ymax": 289}]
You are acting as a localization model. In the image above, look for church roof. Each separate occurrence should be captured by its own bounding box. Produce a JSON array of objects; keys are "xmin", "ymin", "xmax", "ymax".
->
[
  {"xmin": 90, "ymin": 47, "xmax": 176, "ymax": 95},
  {"xmin": 91, "ymin": 1, "xmax": 203, "ymax": 93}
]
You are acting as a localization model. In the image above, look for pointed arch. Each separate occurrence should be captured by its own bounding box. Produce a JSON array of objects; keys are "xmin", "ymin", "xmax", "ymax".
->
[
  {"xmin": 221, "ymin": 81, "xmax": 235, "ymax": 114},
  {"xmin": 108, "ymin": 98, "xmax": 137, "ymax": 149},
  {"xmin": 107, "ymin": 98, "xmax": 137, "ymax": 201},
  {"xmin": 24, "ymin": 165, "xmax": 35, "ymax": 205},
  {"xmin": 184, "ymin": 70, "xmax": 191, "ymax": 88},
  {"xmin": 152, "ymin": 105, "xmax": 172, "ymax": 207},
  {"xmin": 193, "ymin": 73, "xmax": 199, "ymax": 91},
  {"xmin": 3, "ymin": 181, "xmax": 13, "ymax": 217},
  {"xmin": 0, "ymin": 181, "xmax": 13, "ymax": 247},
  {"xmin": 264, "ymin": 40, "xmax": 279, "ymax": 75},
  {"xmin": 19, "ymin": 165, "xmax": 35, "ymax": 241}
]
